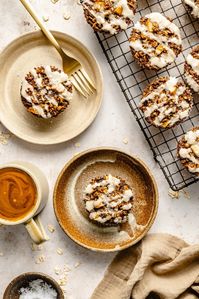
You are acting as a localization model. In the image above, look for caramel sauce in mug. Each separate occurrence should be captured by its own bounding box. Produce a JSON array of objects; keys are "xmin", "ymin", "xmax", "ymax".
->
[{"xmin": 0, "ymin": 167, "xmax": 37, "ymax": 221}]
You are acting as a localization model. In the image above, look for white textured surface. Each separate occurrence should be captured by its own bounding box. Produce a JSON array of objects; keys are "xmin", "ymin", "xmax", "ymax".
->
[{"xmin": 0, "ymin": 1, "xmax": 199, "ymax": 298}]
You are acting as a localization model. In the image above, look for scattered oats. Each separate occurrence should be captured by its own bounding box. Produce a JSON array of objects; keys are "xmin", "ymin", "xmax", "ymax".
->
[
  {"xmin": 23, "ymin": 21, "xmax": 30, "ymax": 26},
  {"xmin": 63, "ymin": 12, "xmax": 71, "ymax": 20},
  {"xmin": 0, "ymin": 132, "xmax": 11, "ymax": 145},
  {"xmin": 54, "ymin": 266, "xmax": 62, "ymax": 275},
  {"xmin": 42, "ymin": 15, "xmax": 49, "ymax": 22},
  {"xmin": 63, "ymin": 264, "xmax": 71, "ymax": 272},
  {"xmin": 35, "ymin": 255, "xmax": 46, "ymax": 264},
  {"xmin": 122, "ymin": 137, "xmax": 128, "ymax": 145},
  {"xmin": 47, "ymin": 224, "xmax": 55, "ymax": 233},
  {"xmin": 51, "ymin": 0, "xmax": 59, "ymax": 3},
  {"xmin": 58, "ymin": 277, "xmax": 67, "ymax": 286},
  {"xmin": 168, "ymin": 188, "xmax": 179, "ymax": 199},
  {"xmin": 182, "ymin": 189, "xmax": 190, "ymax": 199},
  {"xmin": 56, "ymin": 248, "xmax": 63, "ymax": 255},
  {"xmin": 75, "ymin": 142, "xmax": 81, "ymax": 148},
  {"xmin": 74, "ymin": 261, "xmax": 81, "ymax": 268},
  {"xmin": 31, "ymin": 243, "xmax": 43, "ymax": 251},
  {"xmin": 0, "ymin": 252, "xmax": 4, "ymax": 256}
]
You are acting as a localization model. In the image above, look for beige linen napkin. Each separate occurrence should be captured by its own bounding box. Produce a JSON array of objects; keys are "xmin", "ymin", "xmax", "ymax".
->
[{"xmin": 91, "ymin": 234, "xmax": 199, "ymax": 299}]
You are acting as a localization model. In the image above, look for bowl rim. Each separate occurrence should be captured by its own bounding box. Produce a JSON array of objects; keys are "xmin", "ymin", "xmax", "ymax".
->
[
  {"xmin": 3, "ymin": 272, "xmax": 64, "ymax": 299},
  {"xmin": 53, "ymin": 147, "xmax": 159, "ymax": 252}
]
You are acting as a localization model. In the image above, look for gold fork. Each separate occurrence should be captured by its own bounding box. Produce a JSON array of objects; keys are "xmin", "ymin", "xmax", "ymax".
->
[{"xmin": 19, "ymin": 0, "xmax": 96, "ymax": 98}]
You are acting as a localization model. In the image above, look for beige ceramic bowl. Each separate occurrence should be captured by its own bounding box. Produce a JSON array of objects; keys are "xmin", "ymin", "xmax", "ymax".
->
[
  {"xmin": 3, "ymin": 272, "xmax": 64, "ymax": 299},
  {"xmin": 53, "ymin": 147, "xmax": 159, "ymax": 252}
]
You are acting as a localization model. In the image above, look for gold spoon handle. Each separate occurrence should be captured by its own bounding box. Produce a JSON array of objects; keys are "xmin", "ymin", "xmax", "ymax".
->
[{"xmin": 19, "ymin": 0, "xmax": 64, "ymax": 57}]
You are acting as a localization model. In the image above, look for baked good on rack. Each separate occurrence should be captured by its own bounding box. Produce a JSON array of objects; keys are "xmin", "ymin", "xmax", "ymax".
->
[
  {"xmin": 140, "ymin": 77, "xmax": 193, "ymax": 129},
  {"xmin": 184, "ymin": 45, "xmax": 199, "ymax": 92},
  {"xmin": 183, "ymin": 0, "xmax": 199, "ymax": 19},
  {"xmin": 21, "ymin": 65, "xmax": 73, "ymax": 119},
  {"xmin": 84, "ymin": 174, "xmax": 134, "ymax": 226},
  {"xmin": 178, "ymin": 127, "xmax": 199, "ymax": 176},
  {"xmin": 80, "ymin": 0, "xmax": 136, "ymax": 35},
  {"xmin": 129, "ymin": 12, "xmax": 182, "ymax": 70}
]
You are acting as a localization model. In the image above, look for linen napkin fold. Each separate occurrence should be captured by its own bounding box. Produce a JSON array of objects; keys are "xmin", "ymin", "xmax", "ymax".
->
[{"xmin": 91, "ymin": 234, "xmax": 199, "ymax": 299}]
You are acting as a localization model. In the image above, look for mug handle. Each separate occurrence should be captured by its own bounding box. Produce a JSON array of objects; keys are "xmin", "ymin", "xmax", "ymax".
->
[{"xmin": 25, "ymin": 215, "xmax": 49, "ymax": 244}]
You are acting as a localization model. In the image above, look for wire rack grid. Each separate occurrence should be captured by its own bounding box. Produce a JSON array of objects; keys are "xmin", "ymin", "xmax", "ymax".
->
[{"xmin": 95, "ymin": 0, "xmax": 199, "ymax": 191}]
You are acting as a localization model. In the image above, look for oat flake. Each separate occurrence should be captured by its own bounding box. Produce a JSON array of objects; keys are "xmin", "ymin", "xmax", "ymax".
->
[
  {"xmin": 0, "ymin": 132, "xmax": 11, "ymax": 145},
  {"xmin": 63, "ymin": 12, "xmax": 71, "ymax": 20},
  {"xmin": 168, "ymin": 188, "xmax": 179, "ymax": 199}
]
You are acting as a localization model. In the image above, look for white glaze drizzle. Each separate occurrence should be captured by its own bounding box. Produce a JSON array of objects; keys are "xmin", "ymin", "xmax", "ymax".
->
[
  {"xmin": 184, "ymin": 0, "xmax": 199, "ymax": 18},
  {"xmin": 184, "ymin": 72, "xmax": 199, "ymax": 92},
  {"xmin": 130, "ymin": 12, "xmax": 182, "ymax": 68},
  {"xmin": 185, "ymin": 51, "xmax": 199, "ymax": 92},
  {"xmin": 140, "ymin": 77, "xmax": 190, "ymax": 127},
  {"xmin": 179, "ymin": 128, "xmax": 199, "ymax": 173},
  {"xmin": 82, "ymin": 0, "xmax": 135, "ymax": 34},
  {"xmin": 21, "ymin": 66, "xmax": 72, "ymax": 119},
  {"xmin": 128, "ymin": 213, "xmax": 145, "ymax": 233},
  {"xmin": 84, "ymin": 174, "xmax": 134, "ymax": 224},
  {"xmin": 187, "ymin": 53, "xmax": 199, "ymax": 75}
]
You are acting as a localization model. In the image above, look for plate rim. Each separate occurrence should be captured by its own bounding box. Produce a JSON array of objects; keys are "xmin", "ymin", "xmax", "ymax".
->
[
  {"xmin": 53, "ymin": 147, "xmax": 159, "ymax": 252},
  {"xmin": 0, "ymin": 30, "xmax": 103, "ymax": 145}
]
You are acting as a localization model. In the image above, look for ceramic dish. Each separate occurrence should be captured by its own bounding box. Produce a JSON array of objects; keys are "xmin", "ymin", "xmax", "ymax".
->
[
  {"xmin": 53, "ymin": 148, "xmax": 159, "ymax": 252},
  {"xmin": 0, "ymin": 31, "xmax": 103, "ymax": 145},
  {"xmin": 3, "ymin": 272, "xmax": 64, "ymax": 299}
]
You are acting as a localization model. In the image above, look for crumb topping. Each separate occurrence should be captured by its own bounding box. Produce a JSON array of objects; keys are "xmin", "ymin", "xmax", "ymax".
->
[
  {"xmin": 140, "ymin": 77, "xmax": 192, "ymax": 128},
  {"xmin": 81, "ymin": 0, "xmax": 136, "ymax": 34},
  {"xmin": 178, "ymin": 127, "xmax": 199, "ymax": 175},
  {"xmin": 184, "ymin": 46, "xmax": 199, "ymax": 92},
  {"xmin": 21, "ymin": 66, "xmax": 73, "ymax": 119},
  {"xmin": 84, "ymin": 174, "xmax": 134, "ymax": 225},
  {"xmin": 129, "ymin": 12, "xmax": 182, "ymax": 69},
  {"xmin": 184, "ymin": 0, "xmax": 199, "ymax": 18}
]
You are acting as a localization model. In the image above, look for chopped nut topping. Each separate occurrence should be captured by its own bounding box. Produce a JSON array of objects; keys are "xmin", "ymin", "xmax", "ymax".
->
[
  {"xmin": 114, "ymin": 6, "xmax": 123, "ymax": 15},
  {"xmin": 84, "ymin": 174, "xmax": 134, "ymax": 225},
  {"xmin": 146, "ymin": 19, "xmax": 153, "ymax": 32},
  {"xmin": 155, "ymin": 44, "xmax": 164, "ymax": 55}
]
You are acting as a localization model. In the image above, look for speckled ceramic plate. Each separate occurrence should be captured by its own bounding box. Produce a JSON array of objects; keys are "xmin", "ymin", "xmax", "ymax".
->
[
  {"xmin": 53, "ymin": 148, "xmax": 159, "ymax": 252},
  {"xmin": 0, "ymin": 31, "xmax": 103, "ymax": 145}
]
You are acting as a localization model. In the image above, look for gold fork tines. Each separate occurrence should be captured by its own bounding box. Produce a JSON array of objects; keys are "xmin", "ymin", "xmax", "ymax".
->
[{"xmin": 19, "ymin": 0, "xmax": 96, "ymax": 98}]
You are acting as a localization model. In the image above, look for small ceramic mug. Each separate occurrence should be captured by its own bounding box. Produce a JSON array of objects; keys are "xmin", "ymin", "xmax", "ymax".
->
[{"xmin": 0, "ymin": 161, "xmax": 49, "ymax": 244}]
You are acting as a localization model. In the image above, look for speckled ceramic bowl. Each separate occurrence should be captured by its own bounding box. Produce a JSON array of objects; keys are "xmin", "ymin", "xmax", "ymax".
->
[
  {"xmin": 53, "ymin": 147, "xmax": 159, "ymax": 252},
  {"xmin": 3, "ymin": 272, "xmax": 64, "ymax": 299}
]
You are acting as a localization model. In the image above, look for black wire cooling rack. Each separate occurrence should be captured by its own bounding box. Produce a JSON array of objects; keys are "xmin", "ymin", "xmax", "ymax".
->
[{"xmin": 95, "ymin": 0, "xmax": 199, "ymax": 191}]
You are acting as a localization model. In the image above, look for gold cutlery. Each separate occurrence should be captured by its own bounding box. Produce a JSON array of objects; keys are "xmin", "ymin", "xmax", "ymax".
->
[{"xmin": 19, "ymin": 0, "xmax": 96, "ymax": 98}]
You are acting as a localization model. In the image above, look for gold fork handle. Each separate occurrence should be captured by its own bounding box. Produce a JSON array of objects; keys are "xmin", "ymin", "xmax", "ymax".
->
[{"xmin": 19, "ymin": 0, "xmax": 64, "ymax": 57}]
